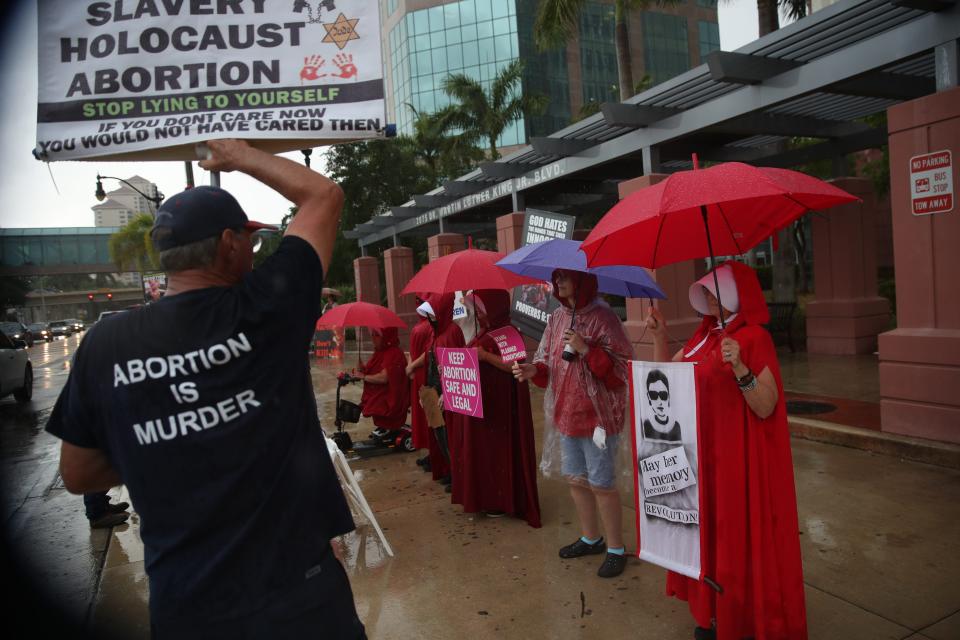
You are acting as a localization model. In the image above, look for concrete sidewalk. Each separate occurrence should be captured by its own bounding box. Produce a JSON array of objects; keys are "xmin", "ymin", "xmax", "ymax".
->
[{"xmin": 76, "ymin": 358, "xmax": 960, "ymax": 640}]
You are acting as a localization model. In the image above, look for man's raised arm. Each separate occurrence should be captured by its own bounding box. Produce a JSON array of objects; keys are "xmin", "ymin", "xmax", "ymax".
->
[{"xmin": 199, "ymin": 139, "xmax": 344, "ymax": 272}]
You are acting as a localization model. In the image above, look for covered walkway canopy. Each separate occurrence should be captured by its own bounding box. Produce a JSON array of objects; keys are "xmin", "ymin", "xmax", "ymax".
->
[{"xmin": 346, "ymin": 0, "xmax": 960, "ymax": 248}]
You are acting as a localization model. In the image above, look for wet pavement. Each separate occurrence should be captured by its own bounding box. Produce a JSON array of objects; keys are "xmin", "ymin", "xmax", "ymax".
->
[
  {"xmin": 3, "ymin": 341, "xmax": 959, "ymax": 639},
  {"xmin": 1, "ymin": 334, "xmax": 117, "ymax": 634}
]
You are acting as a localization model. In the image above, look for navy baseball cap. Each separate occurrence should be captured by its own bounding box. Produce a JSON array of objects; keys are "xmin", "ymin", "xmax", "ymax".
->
[{"xmin": 151, "ymin": 186, "xmax": 277, "ymax": 252}]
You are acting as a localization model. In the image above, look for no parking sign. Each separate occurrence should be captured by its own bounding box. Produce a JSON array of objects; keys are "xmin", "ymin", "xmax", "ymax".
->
[{"xmin": 910, "ymin": 150, "xmax": 953, "ymax": 216}]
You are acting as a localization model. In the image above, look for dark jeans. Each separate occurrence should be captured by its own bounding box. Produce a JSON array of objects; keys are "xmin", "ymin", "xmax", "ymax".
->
[
  {"xmin": 83, "ymin": 491, "xmax": 110, "ymax": 520},
  {"xmin": 150, "ymin": 549, "xmax": 366, "ymax": 640}
]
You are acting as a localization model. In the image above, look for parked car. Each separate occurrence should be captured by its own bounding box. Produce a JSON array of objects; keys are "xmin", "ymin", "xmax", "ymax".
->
[
  {"xmin": 0, "ymin": 322, "xmax": 33, "ymax": 348},
  {"xmin": 0, "ymin": 330, "xmax": 32, "ymax": 403},
  {"xmin": 27, "ymin": 323, "xmax": 52, "ymax": 343},
  {"xmin": 64, "ymin": 318, "xmax": 85, "ymax": 332},
  {"xmin": 48, "ymin": 320, "xmax": 74, "ymax": 339}
]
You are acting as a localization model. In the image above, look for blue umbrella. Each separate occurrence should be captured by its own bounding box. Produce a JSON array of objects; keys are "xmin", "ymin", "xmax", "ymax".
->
[{"xmin": 496, "ymin": 239, "xmax": 666, "ymax": 299}]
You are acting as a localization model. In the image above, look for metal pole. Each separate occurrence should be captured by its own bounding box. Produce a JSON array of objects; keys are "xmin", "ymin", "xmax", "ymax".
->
[
  {"xmin": 184, "ymin": 161, "xmax": 195, "ymax": 189},
  {"xmin": 39, "ymin": 276, "xmax": 46, "ymax": 322},
  {"xmin": 210, "ymin": 170, "xmax": 221, "ymax": 188},
  {"xmin": 701, "ymin": 205, "xmax": 727, "ymax": 329}
]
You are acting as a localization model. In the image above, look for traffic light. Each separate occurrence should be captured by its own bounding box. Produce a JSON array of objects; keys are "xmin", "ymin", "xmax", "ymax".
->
[
  {"xmin": 106, "ymin": 292, "xmax": 113, "ymax": 300},
  {"xmin": 87, "ymin": 293, "xmax": 94, "ymax": 301}
]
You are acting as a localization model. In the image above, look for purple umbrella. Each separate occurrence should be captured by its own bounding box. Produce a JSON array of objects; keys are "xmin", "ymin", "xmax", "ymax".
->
[{"xmin": 496, "ymin": 239, "xmax": 666, "ymax": 299}]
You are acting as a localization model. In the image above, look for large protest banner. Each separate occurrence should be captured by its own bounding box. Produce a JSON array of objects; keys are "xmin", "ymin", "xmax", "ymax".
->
[
  {"xmin": 510, "ymin": 209, "xmax": 575, "ymax": 340},
  {"xmin": 630, "ymin": 360, "xmax": 701, "ymax": 579},
  {"xmin": 36, "ymin": 0, "xmax": 386, "ymax": 161}
]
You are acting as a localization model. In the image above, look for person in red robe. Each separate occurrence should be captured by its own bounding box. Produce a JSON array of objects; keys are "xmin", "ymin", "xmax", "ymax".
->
[
  {"xmin": 451, "ymin": 289, "xmax": 541, "ymax": 527},
  {"xmin": 358, "ymin": 327, "xmax": 409, "ymax": 431},
  {"xmin": 407, "ymin": 298, "xmax": 434, "ymax": 471},
  {"xmin": 646, "ymin": 261, "xmax": 807, "ymax": 640},
  {"xmin": 407, "ymin": 293, "xmax": 465, "ymax": 487}
]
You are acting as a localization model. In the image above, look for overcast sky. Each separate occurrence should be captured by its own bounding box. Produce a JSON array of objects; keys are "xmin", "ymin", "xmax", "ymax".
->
[{"xmin": 0, "ymin": 1, "xmax": 766, "ymax": 229}]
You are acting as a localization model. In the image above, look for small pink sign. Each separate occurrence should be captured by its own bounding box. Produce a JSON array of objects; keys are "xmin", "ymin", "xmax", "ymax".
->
[
  {"xmin": 487, "ymin": 326, "xmax": 527, "ymax": 363},
  {"xmin": 437, "ymin": 347, "xmax": 484, "ymax": 418}
]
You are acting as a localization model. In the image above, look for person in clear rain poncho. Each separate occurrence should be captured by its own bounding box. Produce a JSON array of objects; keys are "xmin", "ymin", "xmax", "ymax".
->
[{"xmin": 513, "ymin": 269, "xmax": 633, "ymax": 578}]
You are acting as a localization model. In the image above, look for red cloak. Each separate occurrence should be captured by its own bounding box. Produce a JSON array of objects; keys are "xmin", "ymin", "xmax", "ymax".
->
[
  {"xmin": 451, "ymin": 290, "xmax": 542, "ymax": 527},
  {"xmin": 409, "ymin": 316, "xmax": 433, "ymax": 450},
  {"xmin": 359, "ymin": 327, "xmax": 409, "ymax": 429},
  {"xmin": 425, "ymin": 293, "xmax": 464, "ymax": 481},
  {"xmin": 666, "ymin": 261, "xmax": 807, "ymax": 640}
]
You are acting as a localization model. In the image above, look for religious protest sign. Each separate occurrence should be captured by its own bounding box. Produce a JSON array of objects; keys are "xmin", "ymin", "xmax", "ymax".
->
[
  {"xmin": 313, "ymin": 325, "xmax": 344, "ymax": 359},
  {"xmin": 630, "ymin": 360, "xmax": 701, "ymax": 579},
  {"xmin": 487, "ymin": 326, "xmax": 526, "ymax": 363},
  {"xmin": 436, "ymin": 347, "xmax": 483, "ymax": 418},
  {"xmin": 510, "ymin": 209, "xmax": 575, "ymax": 340},
  {"xmin": 142, "ymin": 271, "xmax": 166, "ymax": 303},
  {"xmin": 35, "ymin": 0, "xmax": 386, "ymax": 161}
]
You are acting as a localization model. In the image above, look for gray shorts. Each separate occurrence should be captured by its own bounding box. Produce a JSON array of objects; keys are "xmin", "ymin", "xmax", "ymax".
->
[{"xmin": 560, "ymin": 433, "xmax": 619, "ymax": 490}]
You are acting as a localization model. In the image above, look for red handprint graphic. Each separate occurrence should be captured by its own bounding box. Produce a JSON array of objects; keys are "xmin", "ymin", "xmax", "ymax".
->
[
  {"xmin": 331, "ymin": 53, "xmax": 358, "ymax": 80},
  {"xmin": 300, "ymin": 55, "xmax": 327, "ymax": 82}
]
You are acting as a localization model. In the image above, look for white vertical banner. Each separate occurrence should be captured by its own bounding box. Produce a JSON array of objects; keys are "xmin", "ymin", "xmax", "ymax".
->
[
  {"xmin": 630, "ymin": 360, "xmax": 701, "ymax": 579},
  {"xmin": 36, "ymin": 0, "xmax": 386, "ymax": 161}
]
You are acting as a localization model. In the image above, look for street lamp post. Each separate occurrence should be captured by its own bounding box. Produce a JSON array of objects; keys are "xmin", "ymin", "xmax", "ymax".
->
[{"xmin": 94, "ymin": 175, "xmax": 165, "ymax": 208}]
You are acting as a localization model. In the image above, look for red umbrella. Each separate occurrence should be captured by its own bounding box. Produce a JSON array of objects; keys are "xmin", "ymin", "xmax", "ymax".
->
[
  {"xmin": 581, "ymin": 162, "xmax": 859, "ymax": 269},
  {"xmin": 400, "ymin": 248, "xmax": 540, "ymax": 295},
  {"xmin": 581, "ymin": 160, "xmax": 859, "ymax": 326},
  {"xmin": 317, "ymin": 301, "xmax": 406, "ymax": 329}
]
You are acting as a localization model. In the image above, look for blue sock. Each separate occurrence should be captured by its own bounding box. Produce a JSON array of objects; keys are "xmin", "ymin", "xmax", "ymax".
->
[
  {"xmin": 580, "ymin": 535, "xmax": 602, "ymax": 545},
  {"xmin": 607, "ymin": 546, "xmax": 625, "ymax": 556}
]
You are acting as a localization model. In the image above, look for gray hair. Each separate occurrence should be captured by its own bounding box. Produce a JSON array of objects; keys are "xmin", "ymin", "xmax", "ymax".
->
[{"xmin": 157, "ymin": 235, "xmax": 220, "ymax": 272}]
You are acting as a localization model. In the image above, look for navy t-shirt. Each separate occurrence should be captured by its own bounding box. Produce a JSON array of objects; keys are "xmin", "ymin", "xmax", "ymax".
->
[{"xmin": 46, "ymin": 236, "xmax": 354, "ymax": 625}]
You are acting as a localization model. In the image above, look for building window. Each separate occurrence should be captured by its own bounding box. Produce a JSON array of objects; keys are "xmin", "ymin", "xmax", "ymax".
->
[
  {"xmin": 642, "ymin": 12, "xmax": 690, "ymax": 85},
  {"xmin": 390, "ymin": 0, "xmax": 524, "ymax": 146},
  {"xmin": 698, "ymin": 21, "xmax": 720, "ymax": 59},
  {"xmin": 579, "ymin": 1, "xmax": 619, "ymax": 104}
]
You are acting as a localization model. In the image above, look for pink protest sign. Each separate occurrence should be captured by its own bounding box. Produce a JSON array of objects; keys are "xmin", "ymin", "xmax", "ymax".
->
[
  {"xmin": 437, "ymin": 347, "xmax": 484, "ymax": 418},
  {"xmin": 487, "ymin": 326, "xmax": 527, "ymax": 363}
]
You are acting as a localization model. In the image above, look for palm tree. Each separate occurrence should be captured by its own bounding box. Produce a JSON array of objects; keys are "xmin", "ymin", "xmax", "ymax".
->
[
  {"xmin": 402, "ymin": 104, "xmax": 484, "ymax": 183},
  {"xmin": 109, "ymin": 214, "xmax": 158, "ymax": 272},
  {"xmin": 442, "ymin": 60, "xmax": 547, "ymax": 160},
  {"xmin": 536, "ymin": 0, "xmax": 669, "ymax": 102},
  {"xmin": 758, "ymin": 0, "xmax": 807, "ymax": 36}
]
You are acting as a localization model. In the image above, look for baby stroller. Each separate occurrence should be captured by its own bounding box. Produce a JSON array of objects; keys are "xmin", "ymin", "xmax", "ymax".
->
[{"xmin": 331, "ymin": 372, "xmax": 415, "ymax": 458}]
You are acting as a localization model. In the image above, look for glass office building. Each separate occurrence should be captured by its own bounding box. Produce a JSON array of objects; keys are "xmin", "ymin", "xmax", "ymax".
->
[
  {"xmin": 387, "ymin": 0, "xmax": 524, "ymax": 146},
  {"xmin": 381, "ymin": 0, "xmax": 719, "ymax": 145}
]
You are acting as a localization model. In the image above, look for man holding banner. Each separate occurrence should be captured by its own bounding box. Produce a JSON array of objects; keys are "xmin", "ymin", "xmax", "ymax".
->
[
  {"xmin": 645, "ymin": 262, "xmax": 807, "ymax": 640},
  {"xmin": 47, "ymin": 139, "xmax": 366, "ymax": 639}
]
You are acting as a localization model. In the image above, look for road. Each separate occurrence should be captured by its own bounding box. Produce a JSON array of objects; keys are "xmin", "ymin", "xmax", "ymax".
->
[{"xmin": 1, "ymin": 333, "xmax": 111, "ymax": 637}]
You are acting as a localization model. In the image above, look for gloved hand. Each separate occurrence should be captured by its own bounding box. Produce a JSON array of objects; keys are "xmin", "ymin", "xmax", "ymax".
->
[{"xmin": 592, "ymin": 425, "xmax": 607, "ymax": 450}]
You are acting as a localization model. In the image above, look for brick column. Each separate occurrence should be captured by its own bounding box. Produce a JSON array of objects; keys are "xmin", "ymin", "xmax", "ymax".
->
[
  {"xmin": 496, "ymin": 212, "xmax": 525, "ymax": 254},
  {"xmin": 805, "ymin": 177, "xmax": 891, "ymax": 354},
  {"xmin": 878, "ymin": 86, "xmax": 960, "ymax": 443},
  {"xmin": 351, "ymin": 256, "xmax": 381, "ymax": 357},
  {"xmin": 427, "ymin": 233, "xmax": 465, "ymax": 261},
  {"xmin": 619, "ymin": 174, "xmax": 705, "ymax": 360},
  {"xmin": 353, "ymin": 256, "xmax": 381, "ymax": 303},
  {"xmin": 383, "ymin": 246, "xmax": 417, "ymax": 334}
]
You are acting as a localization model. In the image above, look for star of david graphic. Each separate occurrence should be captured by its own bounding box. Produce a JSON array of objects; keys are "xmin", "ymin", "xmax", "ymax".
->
[{"xmin": 322, "ymin": 13, "xmax": 360, "ymax": 50}]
